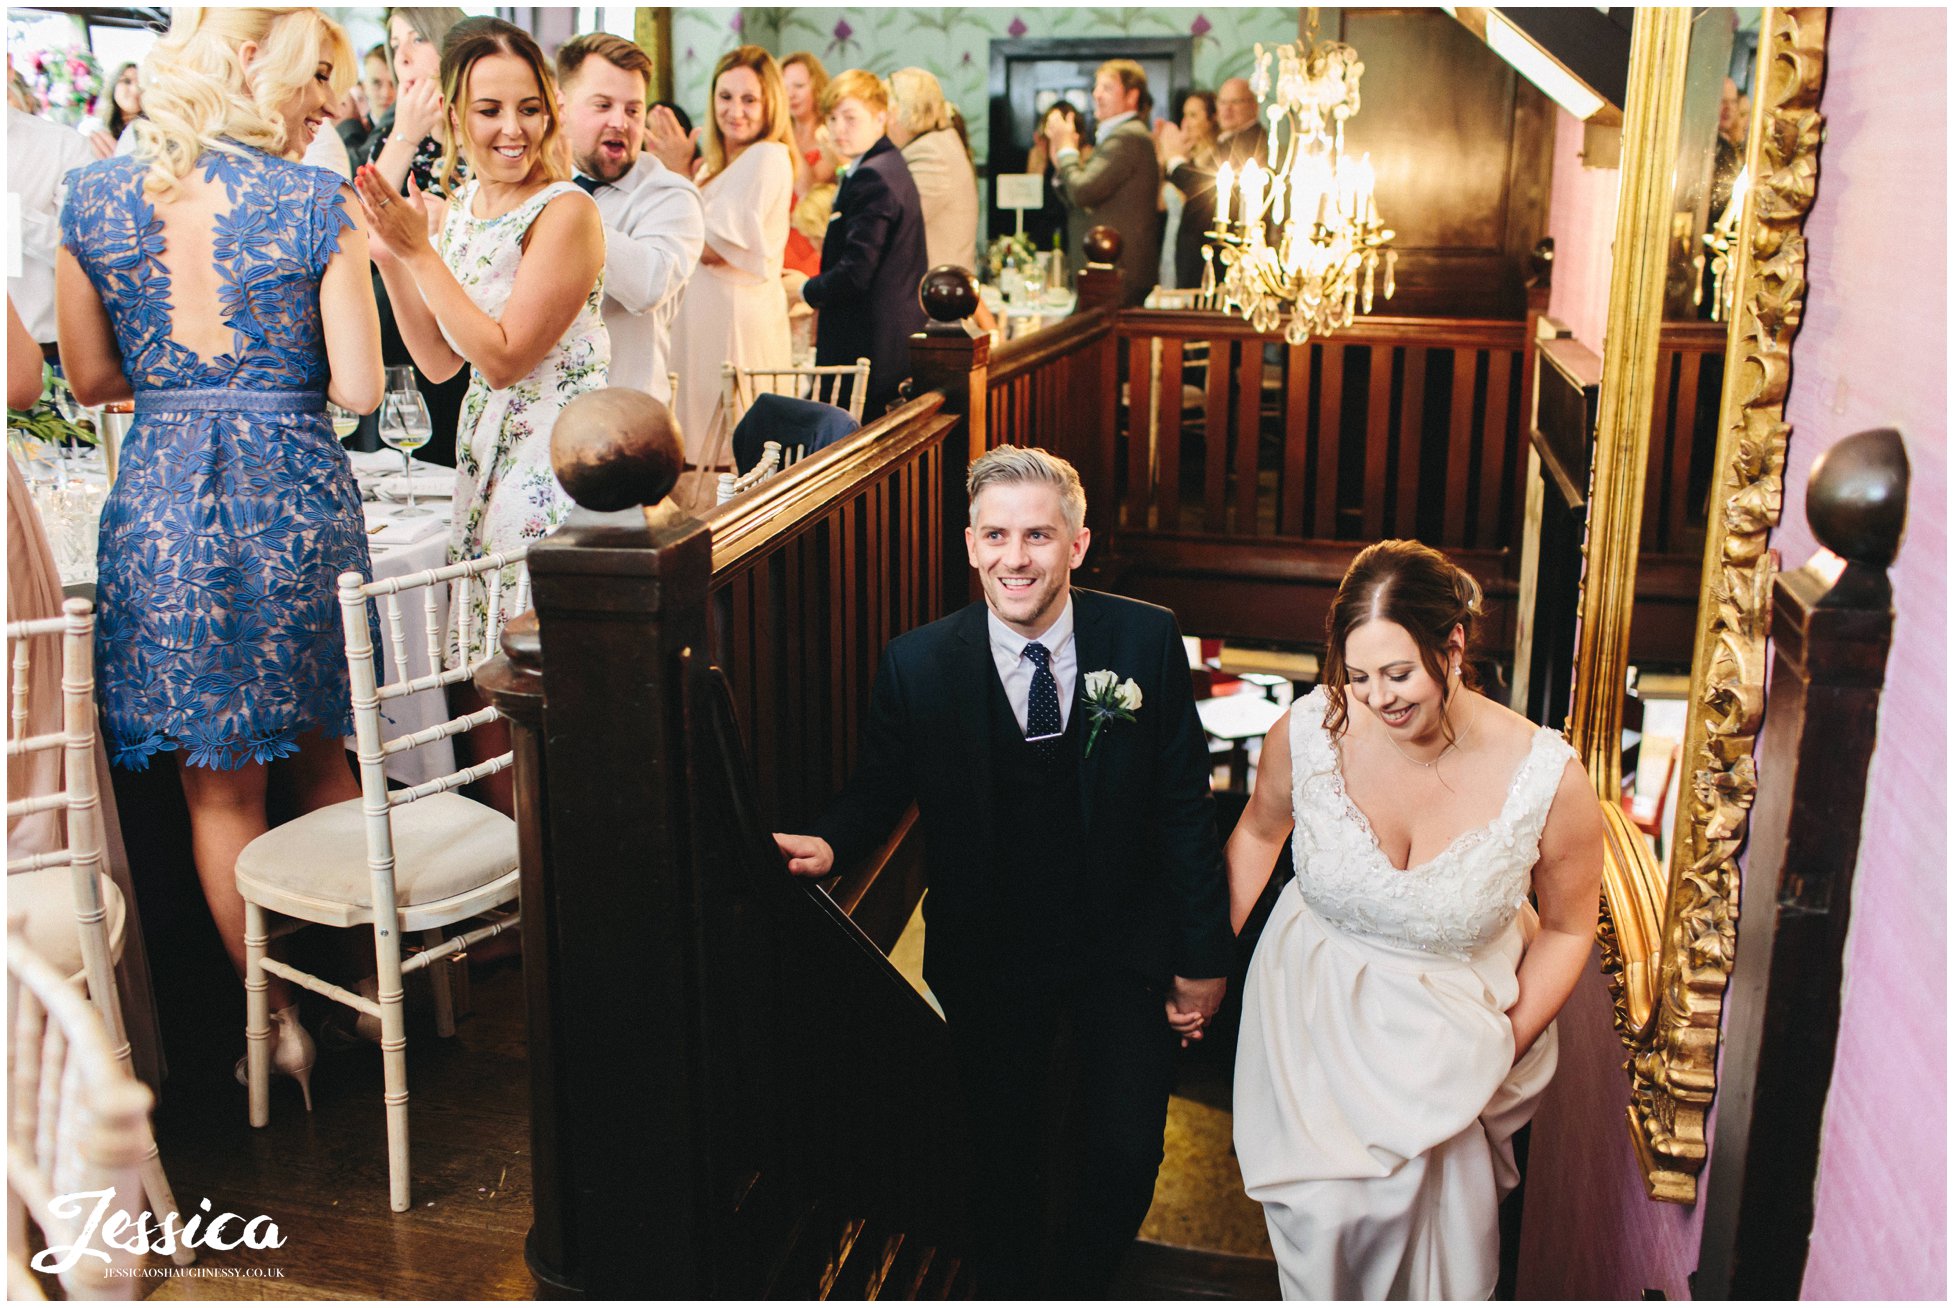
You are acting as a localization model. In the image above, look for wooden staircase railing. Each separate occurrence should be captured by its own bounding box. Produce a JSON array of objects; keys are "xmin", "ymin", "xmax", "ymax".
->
[{"xmin": 477, "ymin": 311, "xmax": 987, "ymax": 1295}]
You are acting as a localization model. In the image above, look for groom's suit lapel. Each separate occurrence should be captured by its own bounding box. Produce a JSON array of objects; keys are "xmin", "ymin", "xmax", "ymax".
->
[
  {"xmin": 947, "ymin": 602, "xmax": 997, "ymax": 836},
  {"xmin": 1073, "ymin": 590, "xmax": 1112, "ymax": 845}
]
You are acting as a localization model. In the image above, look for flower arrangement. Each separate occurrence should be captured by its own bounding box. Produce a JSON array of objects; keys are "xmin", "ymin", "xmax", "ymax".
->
[
  {"xmin": 1081, "ymin": 669, "xmax": 1142, "ymax": 757},
  {"xmin": 21, "ymin": 44, "xmax": 103, "ymax": 123},
  {"xmin": 985, "ymin": 232, "xmax": 1038, "ymax": 281}
]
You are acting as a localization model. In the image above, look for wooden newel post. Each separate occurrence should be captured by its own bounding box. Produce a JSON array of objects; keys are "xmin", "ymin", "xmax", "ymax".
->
[
  {"xmin": 1076, "ymin": 224, "xmax": 1124, "ymax": 312},
  {"xmin": 1696, "ymin": 427, "xmax": 1910, "ymax": 1299},
  {"xmin": 474, "ymin": 388, "xmax": 711, "ymax": 1299},
  {"xmin": 908, "ymin": 267, "xmax": 988, "ymax": 605}
]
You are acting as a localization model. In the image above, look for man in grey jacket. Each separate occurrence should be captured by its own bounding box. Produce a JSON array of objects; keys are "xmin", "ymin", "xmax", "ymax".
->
[{"xmin": 1046, "ymin": 59, "xmax": 1161, "ymax": 308}]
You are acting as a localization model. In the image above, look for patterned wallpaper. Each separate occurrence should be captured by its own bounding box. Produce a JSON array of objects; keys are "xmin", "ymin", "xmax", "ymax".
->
[{"xmin": 670, "ymin": 5, "xmax": 1305, "ymax": 166}]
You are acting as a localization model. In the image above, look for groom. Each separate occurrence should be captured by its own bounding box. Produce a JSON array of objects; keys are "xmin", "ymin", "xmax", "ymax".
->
[{"xmin": 774, "ymin": 446, "xmax": 1232, "ymax": 1297}]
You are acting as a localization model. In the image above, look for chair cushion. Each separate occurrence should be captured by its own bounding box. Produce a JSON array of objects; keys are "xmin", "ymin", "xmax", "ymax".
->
[
  {"xmin": 9, "ymin": 868, "xmax": 126, "ymax": 981},
  {"xmin": 234, "ymin": 792, "xmax": 517, "ymax": 918}
]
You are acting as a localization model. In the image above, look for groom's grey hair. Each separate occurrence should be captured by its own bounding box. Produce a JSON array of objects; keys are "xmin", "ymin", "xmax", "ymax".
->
[{"xmin": 966, "ymin": 446, "xmax": 1087, "ymax": 535}]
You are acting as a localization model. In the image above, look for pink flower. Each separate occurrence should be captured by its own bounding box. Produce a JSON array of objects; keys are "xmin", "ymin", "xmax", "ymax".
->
[
  {"xmin": 1008, "ymin": 17, "xmax": 1028, "ymax": 38},
  {"xmin": 833, "ymin": 18, "xmax": 853, "ymax": 43},
  {"xmin": 1191, "ymin": 14, "xmax": 1212, "ymax": 38}
]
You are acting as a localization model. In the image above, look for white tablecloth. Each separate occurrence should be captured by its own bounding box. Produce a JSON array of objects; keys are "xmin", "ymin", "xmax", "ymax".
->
[{"xmin": 351, "ymin": 451, "xmax": 458, "ymax": 786}]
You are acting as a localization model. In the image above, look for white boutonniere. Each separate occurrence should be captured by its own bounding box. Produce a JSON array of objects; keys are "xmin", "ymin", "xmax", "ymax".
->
[{"xmin": 1081, "ymin": 669, "xmax": 1142, "ymax": 757}]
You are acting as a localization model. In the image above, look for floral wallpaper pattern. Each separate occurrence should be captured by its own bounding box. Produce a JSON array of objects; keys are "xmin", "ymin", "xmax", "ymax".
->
[{"xmin": 671, "ymin": 5, "xmax": 1305, "ymax": 166}]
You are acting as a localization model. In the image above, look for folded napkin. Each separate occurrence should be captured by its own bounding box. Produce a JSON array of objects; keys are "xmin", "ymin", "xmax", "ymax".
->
[
  {"xmin": 372, "ymin": 469, "xmax": 458, "ymax": 502},
  {"xmin": 347, "ymin": 449, "xmax": 402, "ymax": 478},
  {"xmin": 362, "ymin": 503, "xmax": 450, "ymax": 548}
]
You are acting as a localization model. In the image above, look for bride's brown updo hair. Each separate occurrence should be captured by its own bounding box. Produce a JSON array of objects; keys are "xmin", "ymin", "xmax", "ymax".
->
[{"xmin": 1320, "ymin": 539, "xmax": 1485, "ymax": 740}]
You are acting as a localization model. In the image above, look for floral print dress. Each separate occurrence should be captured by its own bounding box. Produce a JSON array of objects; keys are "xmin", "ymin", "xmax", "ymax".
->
[
  {"xmin": 437, "ymin": 179, "xmax": 608, "ymax": 662},
  {"xmin": 60, "ymin": 145, "xmax": 374, "ymax": 771}
]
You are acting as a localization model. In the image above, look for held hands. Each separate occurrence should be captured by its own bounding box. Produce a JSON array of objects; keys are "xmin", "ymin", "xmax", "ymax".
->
[
  {"xmin": 353, "ymin": 164, "xmax": 433, "ymax": 266},
  {"xmin": 86, "ymin": 128, "xmax": 116, "ymax": 160},
  {"xmin": 773, "ymin": 832, "xmax": 835, "ymax": 878},
  {"xmin": 645, "ymin": 104, "xmax": 700, "ymax": 177},
  {"xmin": 1166, "ymin": 974, "xmax": 1226, "ymax": 1047},
  {"xmin": 392, "ymin": 77, "xmax": 445, "ymax": 145},
  {"xmin": 782, "ymin": 268, "xmax": 809, "ymax": 306}
]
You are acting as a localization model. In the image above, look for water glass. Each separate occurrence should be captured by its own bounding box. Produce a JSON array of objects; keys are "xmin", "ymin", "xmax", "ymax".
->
[{"xmin": 379, "ymin": 388, "xmax": 434, "ymax": 517}]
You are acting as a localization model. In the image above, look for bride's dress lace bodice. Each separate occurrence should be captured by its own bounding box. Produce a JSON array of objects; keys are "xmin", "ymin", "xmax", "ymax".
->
[{"xmin": 1287, "ymin": 686, "xmax": 1575, "ymax": 960}]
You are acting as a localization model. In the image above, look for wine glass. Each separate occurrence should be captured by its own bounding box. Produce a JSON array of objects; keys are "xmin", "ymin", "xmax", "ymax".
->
[
  {"xmin": 1019, "ymin": 253, "xmax": 1047, "ymax": 309},
  {"xmin": 379, "ymin": 389, "xmax": 434, "ymax": 517},
  {"xmin": 328, "ymin": 403, "xmax": 361, "ymax": 443}
]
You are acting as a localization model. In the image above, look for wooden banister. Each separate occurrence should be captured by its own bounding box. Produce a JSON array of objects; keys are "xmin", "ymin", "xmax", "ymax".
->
[
  {"xmin": 1695, "ymin": 427, "xmax": 1910, "ymax": 1298},
  {"xmin": 481, "ymin": 354, "xmax": 983, "ymax": 1293}
]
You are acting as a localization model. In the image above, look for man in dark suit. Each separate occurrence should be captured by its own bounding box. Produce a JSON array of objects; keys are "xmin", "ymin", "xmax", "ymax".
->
[
  {"xmin": 791, "ymin": 69, "xmax": 928, "ymax": 419},
  {"xmin": 775, "ymin": 447, "xmax": 1231, "ymax": 1297},
  {"xmin": 1157, "ymin": 76, "xmax": 1271, "ymax": 282},
  {"xmin": 1046, "ymin": 59, "xmax": 1163, "ymax": 308}
]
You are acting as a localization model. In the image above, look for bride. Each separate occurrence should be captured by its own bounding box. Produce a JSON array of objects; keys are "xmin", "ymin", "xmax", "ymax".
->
[{"xmin": 1225, "ymin": 539, "xmax": 1603, "ymax": 1299}]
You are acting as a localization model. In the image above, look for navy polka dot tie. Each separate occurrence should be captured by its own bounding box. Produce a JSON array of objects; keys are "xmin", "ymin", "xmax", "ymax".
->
[{"xmin": 1024, "ymin": 641, "xmax": 1062, "ymax": 761}]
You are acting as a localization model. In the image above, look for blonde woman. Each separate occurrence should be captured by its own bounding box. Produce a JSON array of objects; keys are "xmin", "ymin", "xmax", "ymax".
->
[
  {"xmin": 55, "ymin": 6, "xmax": 385, "ymax": 1103},
  {"xmin": 668, "ymin": 45, "xmax": 795, "ymax": 469},
  {"xmin": 887, "ymin": 67, "xmax": 978, "ymax": 275}
]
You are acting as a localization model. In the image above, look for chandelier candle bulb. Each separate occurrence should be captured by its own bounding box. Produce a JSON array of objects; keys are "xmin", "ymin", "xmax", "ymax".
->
[{"xmin": 1215, "ymin": 161, "xmax": 1234, "ymax": 228}]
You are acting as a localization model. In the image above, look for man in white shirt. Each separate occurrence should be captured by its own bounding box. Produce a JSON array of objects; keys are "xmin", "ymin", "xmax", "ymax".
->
[
  {"xmin": 556, "ymin": 34, "xmax": 704, "ymax": 405},
  {"xmin": 7, "ymin": 101, "xmax": 94, "ymax": 346}
]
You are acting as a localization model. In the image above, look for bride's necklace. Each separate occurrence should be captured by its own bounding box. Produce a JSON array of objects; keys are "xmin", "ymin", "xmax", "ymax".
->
[{"xmin": 1381, "ymin": 686, "xmax": 1477, "ymax": 772}]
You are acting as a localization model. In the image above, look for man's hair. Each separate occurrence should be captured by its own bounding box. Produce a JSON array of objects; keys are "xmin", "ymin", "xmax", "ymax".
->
[
  {"xmin": 556, "ymin": 32, "xmax": 653, "ymax": 97},
  {"xmin": 1096, "ymin": 58, "xmax": 1152, "ymax": 118},
  {"xmin": 820, "ymin": 67, "xmax": 888, "ymax": 118},
  {"xmin": 967, "ymin": 446, "xmax": 1087, "ymax": 535}
]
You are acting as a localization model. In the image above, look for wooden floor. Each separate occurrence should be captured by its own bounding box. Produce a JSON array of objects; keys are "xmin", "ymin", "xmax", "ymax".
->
[{"xmin": 142, "ymin": 960, "xmax": 538, "ymax": 1300}]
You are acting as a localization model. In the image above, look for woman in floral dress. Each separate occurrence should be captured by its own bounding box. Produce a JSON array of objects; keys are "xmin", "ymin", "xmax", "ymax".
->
[
  {"xmin": 357, "ymin": 16, "xmax": 606, "ymax": 811},
  {"xmin": 357, "ymin": 17, "xmax": 605, "ymax": 630}
]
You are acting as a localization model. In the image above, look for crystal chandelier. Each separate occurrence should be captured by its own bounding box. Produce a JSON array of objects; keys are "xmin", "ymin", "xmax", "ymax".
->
[{"xmin": 1201, "ymin": 14, "xmax": 1397, "ymax": 344}]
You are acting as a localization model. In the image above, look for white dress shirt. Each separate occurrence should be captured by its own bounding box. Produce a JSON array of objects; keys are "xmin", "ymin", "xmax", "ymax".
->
[
  {"xmin": 583, "ymin": 153, "xmax": 705, "ymax": 403},
  {"xmin": 987, "ymin": 598, "xmax": 1077, "ymax": 734},
  {"xmin": 7, "ymin": 107, "xmax": 95, "ymax": 343}
]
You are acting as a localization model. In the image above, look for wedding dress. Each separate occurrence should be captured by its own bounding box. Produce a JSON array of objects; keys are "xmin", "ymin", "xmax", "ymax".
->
[{"xmin": 1234, "ymin": 686, "xmax": 1577, "ymax": 1299}]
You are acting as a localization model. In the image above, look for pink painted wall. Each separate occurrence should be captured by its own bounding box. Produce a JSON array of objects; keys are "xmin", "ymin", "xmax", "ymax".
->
[
  {"xmin": 1773, "ymin": 8, "xmax": 1947, "ymax": 1299},
  {"xmin": 1544, "ymin": 107, "xmax": 1620, "ymax": 351}
]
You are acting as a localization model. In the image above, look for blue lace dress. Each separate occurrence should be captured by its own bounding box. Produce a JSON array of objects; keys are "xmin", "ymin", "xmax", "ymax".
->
[{"xmin": 60, "ymin": 145, "xmax": 374, "ymax": 771}]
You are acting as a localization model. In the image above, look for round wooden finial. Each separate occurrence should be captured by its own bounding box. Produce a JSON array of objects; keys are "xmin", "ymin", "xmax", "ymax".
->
[
  {"xmin": 1807, "ymin": 427, "xmax": 1910, "ymax": 569},
  {"xmin": 549, "ymin": 388, "xmax": 683, "ymax": 512},
  {"xmin": 1083, "ymin": 225, "xmax": 1123, "ymax": 264},
  {"xmin": 919, "ymin": 265, "xmax": 979, "ymax": 322}
]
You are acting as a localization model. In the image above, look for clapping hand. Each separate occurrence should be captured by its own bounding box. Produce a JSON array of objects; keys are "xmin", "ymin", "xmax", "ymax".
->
[
  {"xmin": 392, "ymin": 75, "xmax": 445, "ymax": 145},
  {"xmin": 1154, "ymin": 118, "xmax": 1187, "ymax": 162},
  {"xmin": 353, "ymin": 164, "xmax": 433, "ymax": 265},
  {"xmin": 645, "ymin": 104, "xmax": 699, "ymax": 178},
  {"xmin": 1043, "ymin": 112, "xmax": 1080, "ymax": 155},
  {"xmin": 1166, "ymin": 974, "xmax": 1226, "ymax": 1047}
]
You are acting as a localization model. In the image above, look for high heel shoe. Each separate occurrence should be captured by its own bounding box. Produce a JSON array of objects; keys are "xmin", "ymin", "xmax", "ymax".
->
[{"xmin": 234, "ymin": 1003, "xmax": 317, "ymax": 1111}]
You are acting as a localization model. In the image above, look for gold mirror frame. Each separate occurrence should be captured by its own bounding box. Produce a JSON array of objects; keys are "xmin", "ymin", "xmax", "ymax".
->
[{"xmin": 1568, "ymin": 7, "xmax": 1829, "ymax": 1203}]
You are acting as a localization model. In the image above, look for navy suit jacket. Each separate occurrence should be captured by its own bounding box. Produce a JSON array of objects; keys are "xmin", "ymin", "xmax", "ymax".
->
[
  {"xmin": 803, "ymin": 136, "xmax": 929, "ymax": 418},
  {"xmin": 809, "ymin": 589, "xmax": 1233, "ymax": 999}
]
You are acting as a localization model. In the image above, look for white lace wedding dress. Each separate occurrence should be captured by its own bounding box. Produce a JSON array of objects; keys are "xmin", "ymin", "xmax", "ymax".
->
[{"xmin": 1234, "ymin": 686, "xmax": 1578, "ymax": 1300}]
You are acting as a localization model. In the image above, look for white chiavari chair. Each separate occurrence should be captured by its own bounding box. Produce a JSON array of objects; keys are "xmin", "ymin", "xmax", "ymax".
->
[
  {"xmin": 8, "ymin": 920, "xmax": 153, "ymax": 1299},
  {"xmin": 5, "ymin": 599, "xmax": 190, "ymax": 1268},
  {"xmin": 232, "ymin": 549, "xmax": 526, "ymax": 1212},
  {"xmin": 716, "ymin": 440, "xmax": 785, "ymax": 505},
  {"xmin": 719, "ymin": 356, "xmax": 873, "ymax": 432}
]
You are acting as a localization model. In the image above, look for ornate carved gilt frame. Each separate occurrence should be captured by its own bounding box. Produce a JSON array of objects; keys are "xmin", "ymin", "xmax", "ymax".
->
[{"xmin": 1569, "ymin": 8, "xmax": 1829, "ymax": 1203}]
